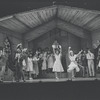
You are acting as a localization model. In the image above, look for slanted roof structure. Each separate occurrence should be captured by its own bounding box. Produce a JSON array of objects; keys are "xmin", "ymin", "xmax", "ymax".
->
[{"xmin": 0, "ymin": 5, "xmax": 100, "ymax": 41}]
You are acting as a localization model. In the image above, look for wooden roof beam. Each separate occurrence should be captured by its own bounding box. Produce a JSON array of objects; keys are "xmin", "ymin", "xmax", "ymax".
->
[
  {"xmin": 83, "ymin": 15, "xmax": 100, "ymax": 28},
  {"xmin": 24, "ymin": 19, "xmax": 56, "ymax": 41},
  {"xmin": 13, "ymin": 16, "xmax": 32, "ymax": 29},
  {"xmin": 57, "ymin": 19, "xmax": 90, "ymax": 39}
]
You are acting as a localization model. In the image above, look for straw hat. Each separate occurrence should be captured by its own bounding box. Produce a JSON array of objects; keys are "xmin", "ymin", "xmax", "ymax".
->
[{"xmin": 17, "ymin": 43, "xmax": 22, "ymax": 49}]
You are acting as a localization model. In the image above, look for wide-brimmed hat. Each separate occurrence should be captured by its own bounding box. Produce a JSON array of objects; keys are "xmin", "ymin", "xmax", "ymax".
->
[{"xmin": 17, "ymin": 43, "xmax": 22, "ymax": 48}]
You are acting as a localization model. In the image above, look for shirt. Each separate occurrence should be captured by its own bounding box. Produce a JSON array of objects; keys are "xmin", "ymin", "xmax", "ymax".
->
[{"xmin": 86, "ymin": 53, "xmax": 94, "ymax": 60}]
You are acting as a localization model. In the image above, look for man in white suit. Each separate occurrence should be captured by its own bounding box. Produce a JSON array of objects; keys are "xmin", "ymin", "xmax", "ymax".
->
[{"xmin": 86, "ymin": 49, "xmax": 95, "ymax": 77}]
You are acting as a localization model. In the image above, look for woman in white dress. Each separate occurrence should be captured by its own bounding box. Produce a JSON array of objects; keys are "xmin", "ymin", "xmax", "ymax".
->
[
  {"xmin": 52, "ymin": 48, "xmax": 64, "ymax": 79},
  {"xmin": 67, "ymin": 47, "xmax": 82, "ymax": 78},
  {"xmin": 26, "ymin": 53, "xmax": 35, "ymax": 80}
]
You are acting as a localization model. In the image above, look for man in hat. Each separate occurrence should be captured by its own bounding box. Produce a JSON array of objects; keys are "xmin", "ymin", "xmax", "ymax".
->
[{"xmin": 15, "ymin": 43, "xmax": 25, "ymax": 82}]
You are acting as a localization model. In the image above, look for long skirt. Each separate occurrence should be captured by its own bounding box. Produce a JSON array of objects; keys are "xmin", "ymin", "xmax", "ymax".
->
[{"xmin": 33, "ymin": 61, "xmax": 39, "ymax": 76}]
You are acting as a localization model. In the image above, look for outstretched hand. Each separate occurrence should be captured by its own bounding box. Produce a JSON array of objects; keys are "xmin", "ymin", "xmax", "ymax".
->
[
  {"xmin": 68, "ymin": 47, "xmax": 71, "ymax": 49},
  {"xmin": 80, "ymin": 50, "xmax": 83, "ymax": 52}
]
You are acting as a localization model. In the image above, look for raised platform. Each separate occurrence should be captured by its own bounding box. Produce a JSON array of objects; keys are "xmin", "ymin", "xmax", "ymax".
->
[
  {"xmin": 3, "ymin": 69, "xmax": 100, "ymax": 81},
  {"xmin": 41, "ymin": 72, "xmax": 68, "ymax": 78},
  {"xmin": 2, "ymin": 77, "xmax": 100, "ymax": 84}
]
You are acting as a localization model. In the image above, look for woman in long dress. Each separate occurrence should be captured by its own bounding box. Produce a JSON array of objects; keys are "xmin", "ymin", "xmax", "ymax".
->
[
  {"xmin": 33, "ymin": 54, "xmax": 39, "ymax": 78},
  {"xmin": 42, "ymin": 51, "xmax": 47, "ymax": 74},
  {"xmin": 47, "ymin": 51, "xmax": 54, "ymax": 72},
  {"xmin": 67, "ymin": 47, "xmax": 82, "ymax": 78},
  {"xmin": 52, "ymin": 48, "xmax": 64, "ymax": 79}
]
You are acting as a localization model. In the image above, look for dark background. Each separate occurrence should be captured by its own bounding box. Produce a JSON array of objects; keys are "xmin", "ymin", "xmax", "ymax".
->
[{"xmin": 0, "ymin": 0, "xmax": 100, "ymax": 18}]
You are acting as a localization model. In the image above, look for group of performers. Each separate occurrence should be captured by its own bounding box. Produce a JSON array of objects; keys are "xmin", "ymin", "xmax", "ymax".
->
[{"xmin": 0, "ymin": 39, "xmax": 100, "ymax": 82}]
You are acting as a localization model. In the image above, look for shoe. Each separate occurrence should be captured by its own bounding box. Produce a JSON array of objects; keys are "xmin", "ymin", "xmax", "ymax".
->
[
  {"xmin": 0, "ymin": 80, "xmax": 3, "ymax": 83},
  {"xmin": 56, "ymin": 77, "xmax": 59, "ymax": 80},
  {"xmin": 29, "ymin": 77, "xmax": 33, "ymax": 80},
  {"xmin": 23, "ymin": 80, "xmax": 26, "ymax": 82}
]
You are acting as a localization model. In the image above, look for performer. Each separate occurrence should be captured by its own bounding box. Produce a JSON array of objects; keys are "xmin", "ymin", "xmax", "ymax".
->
[
  {"xmin": 42, "ymin": 51, "xmax": 47, "ymax": 74},
  {"xmin": 0, "ymin": 48, "xmax": 8, "ymax": 82},
  {"xmin": 38, "ymin": 51, "xmax": 43, "ymax": 78},
  {"xmin": 76, "ymin": 54, "xmax": 85, "ymax": 77},
  {"xmin": 26, "ymin": 52, "xmax": 34, "ymax": 80},
  {"xmin": 93, "ymin": 40, "xmax": 100, "ymax": 72},
  {"xmin": 81, "ymin": 50, "xmax": 88, "ymax": 77},
  {"xmin": 67, "ymin": 47, "xmax": 82, "ymax": 78},
  {"xmin": 47, "ymin": 50, "xmax": 54, "ymax": 72},
  {"xmin": 33, "ymin": 53, "xmax": 39, "ymax": 78},
  {"xmin": 15, "ymin": 43, "xmax": 25, "ymax": 82},
  {"xmin": 97, "ymin": 48, "xmax": 100, "ymax": 69},
  {"xmin": 86, "ymin": 49, "xmax": 95, "ymax": 77},
  {"xmin": 52, "ymin": 40, "xmax": 62, "ymax": 54},
  {"xmin": 52, "ymin": 48, "xmax": 64, "ymax": 79}
]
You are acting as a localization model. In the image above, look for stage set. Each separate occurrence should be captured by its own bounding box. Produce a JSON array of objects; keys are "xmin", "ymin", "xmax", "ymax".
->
[{"xmin": 0, "ymin": 3, "xmax": 100, "ymax": 84}]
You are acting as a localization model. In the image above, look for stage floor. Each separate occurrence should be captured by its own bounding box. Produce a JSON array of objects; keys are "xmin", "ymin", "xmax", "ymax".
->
[{"xmin": 2, "ymin": 77, "xmax": 100, "ymax": 84}]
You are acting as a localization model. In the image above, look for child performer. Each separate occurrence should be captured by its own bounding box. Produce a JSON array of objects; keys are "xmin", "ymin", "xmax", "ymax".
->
[
  {"xmin": 26, "ymin": 53, "xmax": 34, "ymax": 80},
  {"xmin": 67, "ymin": 47, "xmax": 82, "ymax": 78},
  {"xmin": 52, "ymin": 48, "xmax": 64, "ymax": 79}
]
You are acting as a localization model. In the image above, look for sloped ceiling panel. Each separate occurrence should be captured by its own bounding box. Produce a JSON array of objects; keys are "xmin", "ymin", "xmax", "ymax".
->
[
  {"xmin": 24, "ymin": 20, "xmax": 56, "ymax": 41},
  {"xmin": 0, "ymin": 17, "xmax": 29, "ymax": 34},
  {"xmin": 15, "ymin": 6, "xmax": 57, "ymax": 29},
  {"xmin": 85, "ymin": 16, "xmax": 100, "ymax": 31},
  {"xmin": 0, "ymin": 5, "xmax": 100, "ymax": 38},
  {"xmin": 24, "ymin": 19, "xmax": 89, "ymax": 41},
  {"xmin": 57, "ymin": 5, "xmax": 98, "ymax": 30}
]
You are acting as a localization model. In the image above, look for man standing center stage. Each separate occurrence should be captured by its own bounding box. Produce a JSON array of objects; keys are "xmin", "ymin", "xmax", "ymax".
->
[{"xmin": 86, "ymin": 49, "xmax": 95, "ymax": 77}]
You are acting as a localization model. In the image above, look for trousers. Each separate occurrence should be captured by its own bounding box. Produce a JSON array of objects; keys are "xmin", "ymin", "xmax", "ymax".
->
[{"xmin": 87, "ymin": 59, "xmax": 95, "ymax": 76}]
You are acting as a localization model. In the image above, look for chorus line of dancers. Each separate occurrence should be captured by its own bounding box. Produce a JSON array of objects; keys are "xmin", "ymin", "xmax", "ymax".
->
[{"xmin": 0, "ymin": 40, "xmax": 100, "ymax": 82}]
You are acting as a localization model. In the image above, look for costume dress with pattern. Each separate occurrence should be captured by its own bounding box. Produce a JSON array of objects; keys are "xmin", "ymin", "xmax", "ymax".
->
[
  {"xmin": 26, "ymin": 57, "xmax": 35, "ymax": 74},
  {"xmin": 48, "ymin": 54, "xmax": 54, "ymax": 69},
  {"xmin": 67, "ymin": 55, "xmax": 80, "ymax": 72},
  {"xmin": 53, "ymin": 54, "xmax": 64, "ymax": 72}
]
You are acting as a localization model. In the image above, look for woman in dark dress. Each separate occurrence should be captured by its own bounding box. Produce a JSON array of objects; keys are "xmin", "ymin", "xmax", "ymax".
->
[{"xmin": 81, "ymin": 50, "xmax": 88, "ymax": 77}]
